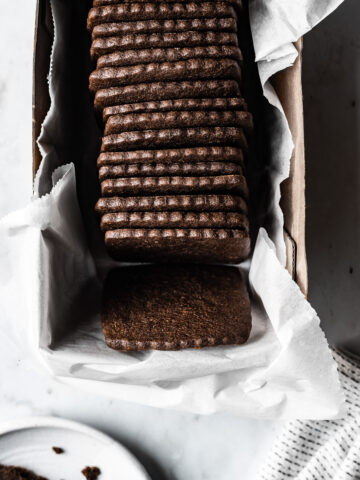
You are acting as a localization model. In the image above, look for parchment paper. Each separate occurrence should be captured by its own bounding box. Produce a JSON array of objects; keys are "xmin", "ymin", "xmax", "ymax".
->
[{"xmin": 0, "ymin": 0, "xmax": 346, "ymax": 417}]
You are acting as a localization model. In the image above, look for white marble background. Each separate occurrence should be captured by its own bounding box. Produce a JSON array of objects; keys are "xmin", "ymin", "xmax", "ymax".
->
[{"xmin": 0, "ymin": 0, "xmax": 359, "ymax": 478}]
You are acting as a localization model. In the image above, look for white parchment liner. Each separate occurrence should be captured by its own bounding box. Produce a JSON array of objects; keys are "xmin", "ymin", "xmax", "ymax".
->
[{"xmin": 0, "ymin": 0, "xmax": 346, "ymax": 417}]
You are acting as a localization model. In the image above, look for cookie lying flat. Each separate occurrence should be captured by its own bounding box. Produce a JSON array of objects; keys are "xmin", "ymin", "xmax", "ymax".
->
[
  {"xmin": 94, "ymin": 80, "xmax": 241, "ymax": 109},
  {"xmin": 101, "ymin": 211, "xmax": 249, "ymax": 230},
  {"xmin": 104, "ymin": 228, "xmax": 250, "ymax": 263},
  {"xmin": 87, "ymin": 3, "xmax": 237, "ymax": 29},
  {"xmin": 100, "ymin": 174, "xmax": 248, "ymax": 196},
  {"xmin": 101, "ymin": 127, "xmax": 248, "ymax": 151},
  {"xmin": 89, "ymin": 58, "xmax": 241, "ymax": 91},
  {"xmin": 104, "ymin": 110, "xmax": 253, "ymax": 135},
  {"xmin": 97, "ymin": 146, "xmax": 244, "ymax": 166},
  {"xmin": 102, "ymin": 98, "xmax": 247, "ymax": 122},
  {"xmin": 98, "ymin": 161, "xmax": 243, "ymax": 180},
  {"xmin": 97, "ymin": 45, "xmax": 242, "ymax": 69},
  {"xmin": 95, "ymin": 194, "xmax": 248, "ymax": 214},
  {"xmin": 91, "ymin": 31, "xmax": 239, "ymax": 58},
  {"xmin": 102, "ymin": 264, "xmax": 251, "ymax": 351},
  {"xmin": 91, "ymin": 17, "xmax": 237, "ymax": 39}
]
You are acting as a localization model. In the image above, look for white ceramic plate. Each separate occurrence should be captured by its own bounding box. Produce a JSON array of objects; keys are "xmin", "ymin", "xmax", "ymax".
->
[{"xmin": 0, "ymin": 416, "xmax": 150, "ymax": 480}]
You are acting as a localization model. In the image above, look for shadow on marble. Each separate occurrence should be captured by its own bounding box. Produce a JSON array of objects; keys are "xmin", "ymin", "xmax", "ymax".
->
[
  {"xmin": 103, "ymin": 427, "xmax": 171, "ymax": 480},
  {"xmin": 304, "ymin": 0, "xmax": 360, "ymax": 355}
]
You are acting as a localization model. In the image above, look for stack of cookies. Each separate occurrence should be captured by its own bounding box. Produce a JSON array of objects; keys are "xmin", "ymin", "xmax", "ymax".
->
[{"xmin": 88, "ymin": 0, "xmax": 253, "ymax": 264}]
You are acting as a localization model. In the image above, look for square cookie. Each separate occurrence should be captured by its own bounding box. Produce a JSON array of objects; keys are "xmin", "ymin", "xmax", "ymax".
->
[{"xmin": 102, "ymin": 264, "xmax": 251, "ymax": 350}]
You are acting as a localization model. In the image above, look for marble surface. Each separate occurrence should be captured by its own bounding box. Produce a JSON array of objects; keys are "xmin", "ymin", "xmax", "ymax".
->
[{"xmin": 0, "ymin": 0, "xmax": 358, "ymax": 478}]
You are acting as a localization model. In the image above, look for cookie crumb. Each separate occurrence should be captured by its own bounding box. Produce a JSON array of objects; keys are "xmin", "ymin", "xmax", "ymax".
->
[
  {"xmin": 82, "ymin": 466, "xmax": 101, "ymax": 480},
  {"xmin": 52, "ymin": 446, "xmax": 64, "ymax": 454}
]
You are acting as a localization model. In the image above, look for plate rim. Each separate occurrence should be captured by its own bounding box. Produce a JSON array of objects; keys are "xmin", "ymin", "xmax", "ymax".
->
[{"xmin": 0, "ymin": 415, "xmax": 151, "ymax": 479}]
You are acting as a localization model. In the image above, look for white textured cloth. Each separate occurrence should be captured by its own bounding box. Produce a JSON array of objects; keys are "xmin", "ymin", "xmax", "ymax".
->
[{"xmin": 258, "ymin": 349, "xmax": 360, "ymax": 479}]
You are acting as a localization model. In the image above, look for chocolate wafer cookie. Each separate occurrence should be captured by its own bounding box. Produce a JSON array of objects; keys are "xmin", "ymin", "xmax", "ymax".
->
[
  {"xmin": 101, "ymin": 264, "xmax": 251, "ymax": 351},
  {"xmin": 93, "ymin": 0, "xmax": 243, "ymax": 9},
  {"xmin": 100, "ymin": 174, "xmax": 248, "ymax": 196},
  {"xmin": 104, "ymin": 228, "xmax": 250, "ymax": 263},
  {"xmin": 88, "ymin": 0, "xmax": 253, "ymax": 269},
  {"xmin": 89, "ymin": 58, "xmax": 241, "ymax": 91},
  {"xmin": 95, "ymin": 194, "xmax": 248, "ymax": 214},
  {"xmin": 94, "ymin": 80, "xmax": 241, "ymax": 109},
  {"xmin": 97, "ymin": 146, "xmax": 244, "ymax": 166},
  {"xmin": 98, "ymin": 161, "xmax": 243, "ymax": 180},
  {"xmin": 87, "ymin": 3, "xmax": 237, "ymax": 30},
  {"xmin": 101, "ymin": 127, "xmax": 248, "ymax": 151},
  {"xmin": 91, "ymin": 31, "xmax": 238, "ymax": 58},
  {"xmin": 97, "ymin": 45, "xmax": 242, "ymax": 69},
  {"xmin": 91, "ymin": 18, "xmax": 237, "ymax": 39},
  {"xmin": 102, "ymin": 98, "xmax": 247, "ymax": 122},
  {"xmin": 101, "ymin": 211, "xmax": 249, "ymax": 230},
  {"xmin": 104, "ymin": 111, "xmax": 253, "ymax": 135}
]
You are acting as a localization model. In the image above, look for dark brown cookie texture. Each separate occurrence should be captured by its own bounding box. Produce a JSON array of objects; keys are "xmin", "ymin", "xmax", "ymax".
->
[
  {"xmin": 87, "ymin": 2, "xmax": 237, "ymax": 30},
  {"xmin": 97, "ymin": 146, "xmax": 244, "ymax": 166},
  {"xmin": 101, "ymin": 264, "xmax": 251, "ymax": 351},
  {"xmin": 104, "ymin": 110, "xmax": 252, "ymax": 135},
  {"xmin": 97, "ymin": 44, "xmax": 242, "ymax": 69},
  {"xmin": 0, "ymin": 465, "xmax": 48, "ymax": 480},
  {"xmin": 88, "ymin": 0, "xmax": 252, "ymax": 268},
  {"xmin": 102, "ymin": 98, "xmax": 247, "ymax": 122},
  {"xmin": 94, "ymin": 79, "xmax": 241, "ymax": 109},
  {"xmin": 95, "ymin": 194, "xmax": 248, "ymax": 214},
  {"xmin": 98, "ymin": 161, "xmax": 243, "ymax": 180},
  {"xmin": 101, "ymin": 174, "xmax": 248, "ymax": 196},
  {"xmin": 101, "ymin": 127, "xmax": 248, "ymax": 151},
  {"xmin": 91, "ymin": 31, "xmax": 239, "ymax": 58},
  {"xmin": 81, "ymin": 466, "xmax": 101, "ymax": 480},
  {"xmin": 104, "ymin": 228, "xmax": 250, "ymax": 263},
  {"xmin": 93, "ymin": 0, "xmax": 242, "ymax": 9},
  {"xmin": 91, "ymin": 17, "xmax": 237, "ymax": 39},
  {"xmin": 101, "ymin": 211, "xmax": 249, "ymax": 230},
  {"xmin": 89, "ymin": 58, "xmax": 241, "ymax": 91}
]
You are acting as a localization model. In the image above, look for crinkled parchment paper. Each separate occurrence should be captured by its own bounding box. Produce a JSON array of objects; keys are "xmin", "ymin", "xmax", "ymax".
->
[{"xmin": 0, "ymin": 0, "xmax": 345, "ymax": 417}]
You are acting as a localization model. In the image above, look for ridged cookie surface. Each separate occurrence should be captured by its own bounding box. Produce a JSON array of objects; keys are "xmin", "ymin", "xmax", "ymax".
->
[
  {"xmin": 100, "ymin": 174, "xmax": 248, "ymax": 196},
  {"xmin": 93, "ymin": 0, "xmax": 242, "ymax": 8},
  {"xmin": 101, "ymin": 211, "xmax": 249, "ymax": 230},
  {"xmin": 97, "ymin": 45, "xmax": 242, "ymax": 69},
  {"xmin": 104, "ymin": 110, "xmax": 252, "ymax": 135},
  {"xmin": 104, "ymin": 228, "xmax": 250, "ymax": 263},
  {"xmin": 87, "ymin": 2, "xmax": 237, "ymax": 29},
  {"xmin": 102, "ymin": 98, "xmax": 247, "ymax": 122},
  {"xmin": 91, "ymin": 17, "xmax": 237, "ymax": 39},
  {"xmin": 101, "ymin": 127, "xmax": 248, "ymax": 151},
  {"xmin": 89, "ymin": 58, "xmax": 241, "ymax": 91},
  {"xmin": 94, "ymin": 80, "xmax": 241, "ymax": 109},
  {"xmin": 91, "ymin": 31, "xmax": 239, "ymax": 58},
  {"xmin": 97, "ymin": 146, "xmax": 244, "ymax": 166},
  {"xmin": 98, "ymin": 161, "xmax": 243, "ymax": 180},
  {"xmin": 95, "ymin": 194, "xmax": 248, "ymax": 214}
]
